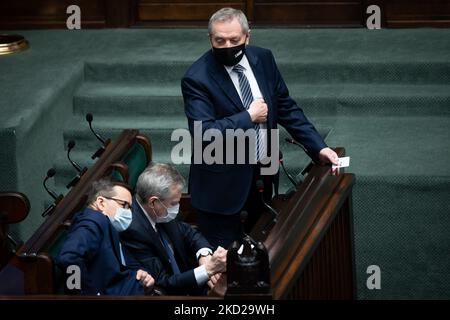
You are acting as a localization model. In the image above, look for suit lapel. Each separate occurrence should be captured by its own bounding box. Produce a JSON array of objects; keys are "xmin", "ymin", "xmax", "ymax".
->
[
  {"xmin": 207, "ymin": 52, "xmax": 245, "ymax": 112},
  {"xmin": 131, "ymin": 198, "xmax": 170, "ymax": 262},
  {"xmin": 246, "ymin": 47, "xmax": 273, "ymax": 127},
  {"xmin": 107, "ymin": 222, "xmax": 124, "ymax": 268}
]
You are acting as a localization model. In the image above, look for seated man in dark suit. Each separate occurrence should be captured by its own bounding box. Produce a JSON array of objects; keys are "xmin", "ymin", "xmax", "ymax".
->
[
  {"xmin": 120, "ymin": 163, "xmax": 227, "ymax": 295},
  {"xmin": 56, "ymin": 178, "xmax": 154, "ymax": 295}
]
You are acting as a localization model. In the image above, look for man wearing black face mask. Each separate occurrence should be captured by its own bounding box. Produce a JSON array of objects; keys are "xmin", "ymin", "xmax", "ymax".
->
[{"xmin": 181, "ymin": 7, "xmax": 339, "ymax": 248}]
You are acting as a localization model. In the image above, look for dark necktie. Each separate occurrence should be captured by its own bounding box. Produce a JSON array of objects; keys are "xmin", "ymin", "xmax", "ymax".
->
[
  {"xmin": 232, "ymin": 64, "xmax": 264, "ymax": 161},
  {"xmin": 155, "ymin": 224, "xmax": 181, "ymax": 275}
]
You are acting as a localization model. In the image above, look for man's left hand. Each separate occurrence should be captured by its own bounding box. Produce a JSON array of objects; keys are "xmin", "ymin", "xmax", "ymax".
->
[{"xmin": 318, "ymin": 147, "xmax": 339, "ymax": 165}]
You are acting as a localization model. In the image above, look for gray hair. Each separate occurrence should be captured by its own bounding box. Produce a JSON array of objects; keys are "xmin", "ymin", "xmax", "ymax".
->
[
  {"xmin": 208, "ymin": 7, "xmax": 249, "ymax": 35},
  {"xmin": 135, "ymin": 163, "xmax": 185, "ymax": 204}
]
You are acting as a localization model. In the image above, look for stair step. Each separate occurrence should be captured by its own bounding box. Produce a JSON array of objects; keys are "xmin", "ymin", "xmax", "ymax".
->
[
  {"xmin": 84, "ymin": 60, "xmax": 450, "ymax": 84},
  {"xmin": 325, "ymin": 115, "xmax": 450, "ymax": 177},
  {"xmin": 73, "ymin": 82, "xmax": 450, "ymax": 118}
]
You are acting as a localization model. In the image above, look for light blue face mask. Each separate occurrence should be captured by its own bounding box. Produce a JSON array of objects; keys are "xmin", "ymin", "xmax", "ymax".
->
[
  {"xmin": 155, "ymin": 199, "xmax": 180, "ymax": 224},
  {"xmin": 109, "ymin": 207, "xmax": 133, "ymax": 232}
]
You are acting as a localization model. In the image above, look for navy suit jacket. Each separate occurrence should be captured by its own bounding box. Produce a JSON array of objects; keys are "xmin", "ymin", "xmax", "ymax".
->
[
  {"xmin": 181, "ymin": 45, "xmax": 327, "ymax": 214},
  {"xmin": 119, "ymin": 198, "xmax": 213, "ymax": 295},
  {"xmin": 55, "ymin": 208, "xmax": 145, "ymax": 295}
]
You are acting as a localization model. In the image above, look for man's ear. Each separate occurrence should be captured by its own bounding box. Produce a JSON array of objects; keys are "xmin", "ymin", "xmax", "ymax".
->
[
  {"xmin": 245, "ymin": 31, "xmax": 251, "ymax": 45},
  {"xmin": 148, "ymin": 196, "xmax": 158, "ymax": 207},
  {"xmin": 95, "ymin": 196, "xmax": 106, "ymax": 211}
]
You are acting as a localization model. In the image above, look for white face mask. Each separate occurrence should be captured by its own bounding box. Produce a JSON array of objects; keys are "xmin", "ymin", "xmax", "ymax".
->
[
  {"xmin": 155, "ymin": 199, "xmax": 179, "ymax": 224},
  {"xmin": 109, "ymin": 207, "xmax": 133, "ymax": 232}
]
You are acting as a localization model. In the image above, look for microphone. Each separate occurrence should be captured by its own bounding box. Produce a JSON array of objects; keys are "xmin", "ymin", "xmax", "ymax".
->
[
  {"xmin": 43, "ymin": 168, "xmax": 58, "ymax": 200},
  {"xmin": 256, "ymin": 180, "xmax": 278, "ymax": 236},
  {"xmin": 42, "ymin": 168, "xmax": 63, "ymax": 217},
  {"xmin": 285, "ymin": 137, "xmax": 307, "ymax": 153},
  {"xmin": 279, "ymin": 150, "xmax": 298, "ymax": 190},
  {"xmin": 256, "ymin": 180, "xmax": 278, "ymax": 228},
  {"xmin": 285, "ymin": 138, "xmax": 314, "ymax": 175},
  {"xmin": 239, "ymin": 210, "xmax": 258, "ymax": 246},
  {"xmin": 86, "ymin": 113, "xmax": 106, "ymax": 145},
  {"xmin": 66, "ymin": 140, "xmax": 87, "ymax": 189},
  {"xmin": 67, "ymin": 140, "xmax": 82, "ymax": 173},
  {"xmin": 86, "ymin": 113, "xmax": 108, "ymax": 159}
]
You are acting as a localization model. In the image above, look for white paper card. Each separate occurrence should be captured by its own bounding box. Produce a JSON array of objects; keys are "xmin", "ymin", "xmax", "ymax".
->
[{"xmin": 332, "ymin": 156, "xmax": 350, "ymax": 169}]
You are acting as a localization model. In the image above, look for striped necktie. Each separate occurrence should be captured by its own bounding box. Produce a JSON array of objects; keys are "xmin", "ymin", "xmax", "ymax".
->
[{"xmin": 232, "ymin": 64, "xmax": 264, "ymax": 161}]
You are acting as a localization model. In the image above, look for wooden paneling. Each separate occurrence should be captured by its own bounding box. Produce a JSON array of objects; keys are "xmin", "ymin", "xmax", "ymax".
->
[
  {"xmin": 386, "ymin": 0, "xmax": 450, "ymax": 27},
  {"xmin": 254, "ymin": 0, "xmax": 363, "ymax": 26},
  {"xmin": 364, "ymin": 0, "xmax": 450, "ymax": 27},
  {"xmin": 0, "ymin": 0, "xmax": 107, "ymax": 29},
  {"xmin": 137, "ymin": 1, "xmax": 245, "ymax": 24},
  {"xmin": 0, "ymin": 0, "xmax": 448, "ymax": 30}
]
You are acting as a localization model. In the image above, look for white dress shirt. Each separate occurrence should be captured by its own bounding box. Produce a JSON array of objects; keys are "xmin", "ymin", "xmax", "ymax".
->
[
  {"xmin": 136, "ymin": 199, "xmax": 211, "ymax": 285},
  {"xmin": 225, "ymin": 54, "xmax": 268, "ymax": 161}
]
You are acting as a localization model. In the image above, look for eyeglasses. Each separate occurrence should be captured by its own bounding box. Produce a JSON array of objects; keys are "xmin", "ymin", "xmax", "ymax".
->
[{"xmin": 103, "ymin": 196, "xmax": 131, "ymax": 209}]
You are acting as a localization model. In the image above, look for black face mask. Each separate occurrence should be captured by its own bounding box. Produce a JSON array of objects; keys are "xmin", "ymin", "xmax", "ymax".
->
[{"xmin": 212, "ymin": 42, "xmax": 246, "ymax": 66}]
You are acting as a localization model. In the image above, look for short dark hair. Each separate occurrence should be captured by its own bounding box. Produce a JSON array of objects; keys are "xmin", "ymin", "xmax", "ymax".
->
[{"xmin": 86, "ymin": 177, "xmax": 131, "ymax": 206}]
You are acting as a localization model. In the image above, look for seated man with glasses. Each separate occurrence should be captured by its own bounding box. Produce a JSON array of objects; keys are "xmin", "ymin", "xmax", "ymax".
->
[{"xmin": 56, "ymin": 178, "xmax": 155, "ymax": 295}]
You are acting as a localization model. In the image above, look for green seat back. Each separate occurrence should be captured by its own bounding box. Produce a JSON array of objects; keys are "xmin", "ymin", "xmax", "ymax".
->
[{"xmin": 121, "ymin": 142, "xmax": 149, "ymax": 190}]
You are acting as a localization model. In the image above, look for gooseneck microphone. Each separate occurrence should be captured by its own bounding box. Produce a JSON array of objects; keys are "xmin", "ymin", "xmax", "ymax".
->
[
  {"xmin": 43, "ymin": 168, "xmax": 58, "ymax": 200},
  {"xmin": 256, "ymin": 180, "xmax": 278, "ymax": 221},
  {"xmin": 285, "ymin": 137, "xmax": 307, "ymax": 153},
  {"xmin": 285, "ymin": 137, "xmax": 314, "ymax": 175},
  {"xmin": 256, "ymin": 180, "xmax": 279, "ymax": 236},
  {"xmin": 42, "ymin": 168, "xmax": 63, "ymax": 217},
  {"xmin": 239, "ymin": 210, "xmax": 259, "ymax": 246},
  {"xmin": 279, "ymin": 150, "xmax": 298, "ymax": 190},
  {"xmin": 66, "ymin": 140, "xmax": 87, "ymax": 189},
  {"xmin": 86, "ymin": 113, "xmax": 107, "ymax": 159},
  {"xmin": 67, "ymin": 140, "xmax": 82, "ymax": 173},
  {"xmin": 86, "ymin": 113, "xmax": 106, "ymax": 145}
]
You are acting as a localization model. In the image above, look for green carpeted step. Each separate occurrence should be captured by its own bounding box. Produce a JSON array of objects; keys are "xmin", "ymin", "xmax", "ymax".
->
[
  {"xmin": 278, "ymin": 61, "xmax": 450, "ymax": 85},
  {"xmin": 352, "ymin": 174, "xmax": 450, "ymax": 299},
  {"xmin": 290, "ymin": 84, "xmax": 450, "ymax": 117},
  {"xmin": 84, "ymin": 60, "xmax": 450, "ymax": 85},
  {"xmin": 73, "ymin": 82, "xmax": 184, "ymax": 117},
  {"xmin": 84, "ymin": 61, "xmax": 190, "ymax": 85},
  {"xmin": 324, "ymin": 115, "xmax": 450, "ymax": 177},
  {"xmin": 73, "ymin": 82, "xmax": 450, "ymax": 119}
]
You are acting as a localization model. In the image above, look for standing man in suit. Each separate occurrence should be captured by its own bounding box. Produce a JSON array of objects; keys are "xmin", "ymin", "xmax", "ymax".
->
[
  {"xmin": 120, "ymin": 163, "xmax": 227, "ymax": 295},
  {"xmin": 56, "ymin": 178, "xmax": 154, "ymax": 295},
  {"xmin": 181, "ymin": 7, "xmax": 339, "ymax": 248}
]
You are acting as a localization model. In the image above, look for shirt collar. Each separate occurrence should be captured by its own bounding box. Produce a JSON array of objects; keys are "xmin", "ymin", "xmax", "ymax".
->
[
  {"xmin": 224, "ymin": 54, "xmax": 251, "ymax": 74},
  {"xmin": 136, "ymin": 197, "xmax": 157, "ymax": 231}
]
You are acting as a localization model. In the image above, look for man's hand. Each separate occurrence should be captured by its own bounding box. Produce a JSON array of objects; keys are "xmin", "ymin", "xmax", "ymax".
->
[
  {"xmin": 198, "ymin": 255, "xmax": 210, "ymax": 266},
  {"xmin": 204, "ymin": 246, "xmax": 227, "ymax": 277},
  {"xmin": 136, "ymin": 269, "xmax": 155, "ymax": 289},
  {"xmin": 207, "ymin": 273, "xmax": 221, "ymax": 289},
  {"xmin": 318, "ymin": 147, "xmax": 339, "ymax": 165},
  {"xmin": 247, "ymin": 99, "xmax": 268, "ymax": 123}
]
